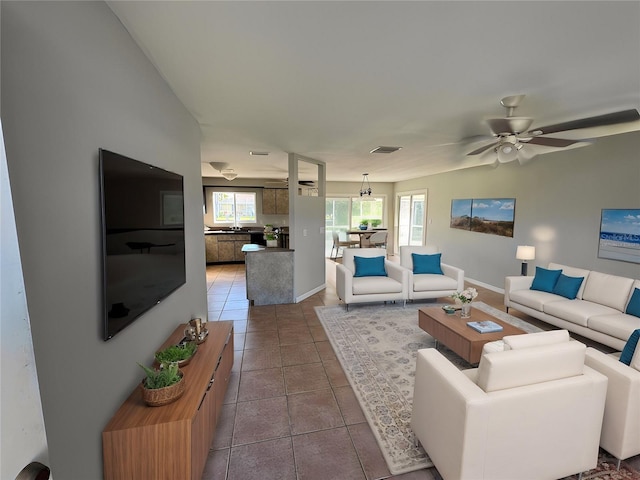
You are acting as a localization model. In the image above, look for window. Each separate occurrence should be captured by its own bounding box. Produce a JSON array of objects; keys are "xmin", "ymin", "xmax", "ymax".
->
[
  {"xmin": 325, "ymin": 196, "xmax": 385, "ymax": 255},
  {"xmin": 212, "ymin": 192, "xmax": 256, "ymax": 224},
  {"xmin": 397, "ymin": 193, "xmax": 426, "ymax": 246}
]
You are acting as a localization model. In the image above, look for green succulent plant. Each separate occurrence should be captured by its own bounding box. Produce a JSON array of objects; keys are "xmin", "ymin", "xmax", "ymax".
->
[
  {"xmin": 154, "ymin": 342, "xmax": 197, "ymax": 365},
  {"xmin": 139, "ymin": 361, "xmax": 182, "ymax": 389}
]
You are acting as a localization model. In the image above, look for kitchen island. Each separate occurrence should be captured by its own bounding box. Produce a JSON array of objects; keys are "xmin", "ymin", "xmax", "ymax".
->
[{"xmin": 243, "ymin": 246, "xmax": 294, "ymax": 305}]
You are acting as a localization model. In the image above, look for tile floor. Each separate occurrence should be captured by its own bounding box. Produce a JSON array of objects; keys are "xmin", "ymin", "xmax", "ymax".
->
[{"xmin": 199, "ymin": 258, "xmax": 639, "ymax": 480}]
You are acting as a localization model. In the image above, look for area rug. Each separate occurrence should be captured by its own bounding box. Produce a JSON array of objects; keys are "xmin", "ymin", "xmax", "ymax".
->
[{"xmin": 315, "ymin": 301, "xmax": 543, "ymax": 475}]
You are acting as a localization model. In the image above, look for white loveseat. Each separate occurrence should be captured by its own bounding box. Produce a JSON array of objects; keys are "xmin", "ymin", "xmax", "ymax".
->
[
  {"xmin": 585, "ymin": 347, "xmax": 640, "ymax": 467},
  {"xmin": 411, "ymin": 337, "xmax": 607, "ymax": 480},
  {"xmin": 336, "ymin": 248, "xmax": 408, "ymax": 308},
  {"xmin": 399, "ymin": 245, "xmax": 464, "ymax": 301},
  {"xmin": 505, "ymin": 262, "xmax": 640, "ymax": 350}
]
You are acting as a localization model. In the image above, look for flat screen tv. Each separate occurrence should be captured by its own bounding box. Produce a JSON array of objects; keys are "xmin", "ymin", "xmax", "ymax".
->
[{"xmin": 99, "ymin": 149, "xmax": 186, "ymax": 340}]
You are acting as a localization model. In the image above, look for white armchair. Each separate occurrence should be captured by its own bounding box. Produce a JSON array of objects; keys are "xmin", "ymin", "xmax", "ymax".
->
[
  {"xmin": 585, "ymin": 347, "xmax": 640, "ymax": 468},
  {"xmin": 336, "ymin": 248, "xmax": 408, "ymax": 308},
  {"xmin": 411, "ymin": 340, "xmax": 607, "ymax": 480},
  {"xmin": 399, "ymin": 245, "xmax": 464, "ymax": 301}
]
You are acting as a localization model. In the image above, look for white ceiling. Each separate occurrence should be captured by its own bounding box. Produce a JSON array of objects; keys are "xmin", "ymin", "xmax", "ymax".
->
[{"xmin": 107, "ymin": 1, "xmax": 640, "ymax": 183}]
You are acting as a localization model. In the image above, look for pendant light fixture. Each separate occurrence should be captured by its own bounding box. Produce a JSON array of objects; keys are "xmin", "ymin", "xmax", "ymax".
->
[{"xmin": 359, "ymin": 173, "xmax": 372, "ymax": 197}]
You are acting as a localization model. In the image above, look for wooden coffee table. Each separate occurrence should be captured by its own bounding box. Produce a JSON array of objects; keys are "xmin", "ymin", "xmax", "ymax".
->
[{"xmin": 418, "ymin": 306, "xmax": 527, "ymax": 364}]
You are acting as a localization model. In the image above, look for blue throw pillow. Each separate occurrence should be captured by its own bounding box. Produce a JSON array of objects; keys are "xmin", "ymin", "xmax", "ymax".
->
[
  {"xmin": 625, "ymin": 288, "xmax": 640, "ymax": 318},
  {"xmin": 353, "ymin": 256, "xmax": 387, "ymax": 277},
  {"xmin": 552, "ymin": 274, "xmax": 584, "ymax": 300},
  {"xmin": 620, "ymin": 329, "xmax": 640, "ymax": 366},
  {"xmin": 412, "ymin": 253, "xmax": 443, "ymax": 275},
  {"xmin": 530, "ymin": 266, "xmax": 562, "ymax": 293}
]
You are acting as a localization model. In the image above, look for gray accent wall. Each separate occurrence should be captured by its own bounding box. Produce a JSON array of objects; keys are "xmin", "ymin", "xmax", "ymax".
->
[
  {"xmin": 395, "ymin": 132, "xmax": 640, "ymax": 288},
  {"xmin": 2, "ymin": 2, "xmax": 206, "ymax": 479}
]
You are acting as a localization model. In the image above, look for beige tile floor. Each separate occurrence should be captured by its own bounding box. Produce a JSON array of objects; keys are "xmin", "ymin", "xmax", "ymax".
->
[{"xmin": 199, "ymin": 258, "xmax": 639, "ymax": 480}]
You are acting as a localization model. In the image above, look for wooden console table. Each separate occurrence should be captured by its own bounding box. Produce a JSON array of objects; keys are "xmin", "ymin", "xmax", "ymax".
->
[{"xmin": 102, "ymin": 321, "xmax": 234, "ymax": 480}]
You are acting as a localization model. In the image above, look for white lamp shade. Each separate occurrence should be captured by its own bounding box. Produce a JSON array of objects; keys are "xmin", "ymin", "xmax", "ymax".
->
[{"xmin": 516, "ymin": 245, "xmax": 536, "ymax": 261}]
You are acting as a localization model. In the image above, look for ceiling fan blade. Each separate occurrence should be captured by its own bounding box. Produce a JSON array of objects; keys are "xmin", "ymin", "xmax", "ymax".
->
[
  {"xmin": 467, "ymin": 142, "xmax": 497, "ymax": 155},
  {"xmin": 530, "ymin": 109, "xmax": 639, "ymax": 136},
  {"xmin": 526, "ymin": 137, "xmax": 581, "ymax": 148}
]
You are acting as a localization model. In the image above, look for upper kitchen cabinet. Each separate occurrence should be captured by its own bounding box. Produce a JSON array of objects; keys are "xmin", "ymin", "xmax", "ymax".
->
[{"xmin": 262, "ymin": 188, "xmax": 289, "ymax": 215}]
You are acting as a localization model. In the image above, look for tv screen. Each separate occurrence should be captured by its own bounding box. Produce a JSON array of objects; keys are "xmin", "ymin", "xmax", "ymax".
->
[{"xmin": 99, "ymin": 149, "xmax": 186, "ymax": 340}]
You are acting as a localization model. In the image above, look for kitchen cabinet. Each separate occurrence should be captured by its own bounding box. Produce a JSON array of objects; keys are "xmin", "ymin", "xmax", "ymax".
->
[
  {"xmin": 262, "ymin": 188, "xmax": 289, "ymax": 215},
  {"xmin": 212, "ymin": 233, "xmax": 250, "ymax": 263},
  {"xmin": 205, "ymin": 234, "xmax": 218, "ymax": 263}
]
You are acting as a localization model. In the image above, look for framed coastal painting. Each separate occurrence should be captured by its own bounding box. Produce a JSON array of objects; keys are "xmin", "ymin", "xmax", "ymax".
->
[
  {"xmin": 598, "ymin": 209, "xmax": 640, "ymax": 264},
  {"xmin": 450, "ymin": 198, "xmax": 515, "ymax": 238}
]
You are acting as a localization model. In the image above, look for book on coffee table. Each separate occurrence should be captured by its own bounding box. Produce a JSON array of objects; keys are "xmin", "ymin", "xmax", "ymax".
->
[{"xmin": 467, "ymin": 320, "xmax": 503, "ymax": 333}]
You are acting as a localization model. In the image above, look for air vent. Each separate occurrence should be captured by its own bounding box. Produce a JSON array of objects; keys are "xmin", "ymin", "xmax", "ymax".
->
[
  {"xmin": 250, "ymin": 151, "xmax": 269, "ymax": 156},
  {"xmin": 369, "ymin": 146, "xmax": 402, "ymax": 154}
]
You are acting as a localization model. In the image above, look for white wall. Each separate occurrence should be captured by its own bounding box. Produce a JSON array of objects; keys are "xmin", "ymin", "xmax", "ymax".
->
[
  {"xmin": 0, "ymin": 119, "xmax": 50, "ymax": 478},
  {"xmin": 395, "ymin": 132, "xmax": 640, "ymax": 288},
  {"xmin": 1, "ymin": 2, "xmax": 206, "ymax": 478}
]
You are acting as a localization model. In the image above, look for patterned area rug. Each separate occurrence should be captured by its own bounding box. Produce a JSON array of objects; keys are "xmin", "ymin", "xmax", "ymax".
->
[{"xmin": 315, "ymin": 301, "xmax": 543, "ymax": 475}]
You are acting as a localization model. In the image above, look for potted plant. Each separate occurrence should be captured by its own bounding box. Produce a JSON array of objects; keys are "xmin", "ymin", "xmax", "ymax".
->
[
  {"xmin": 359, "ymin": 219, "xmax": 369, "ymax": 230},
  {"xmin": 138, "ymin": 361, "xmax": 185, "ymax": 407},
  {"xmin": 155, "ymin": 341, "xmax": 197, "ymax": 367},
  {"xmin": 265, "ymin": 232, "xmax": 278, "ymax": 247},
  {"xmin": 370, "ymin": 219, "xmax": 382, "ymax": 228}
]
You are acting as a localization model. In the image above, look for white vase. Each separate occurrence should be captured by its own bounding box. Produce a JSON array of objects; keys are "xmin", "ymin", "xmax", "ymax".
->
[
  {"xmin": 266, "ymin": 239, "xmax": 278, "ymax": 248},
  {"xmin": 461, "ymin": 303, "xmax": 471, "ymax": 318}
]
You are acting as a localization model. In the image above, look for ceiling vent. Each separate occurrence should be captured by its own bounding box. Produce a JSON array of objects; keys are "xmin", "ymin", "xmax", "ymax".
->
[
  {"xmin": 250, "ymin": 151, "xmax": 269, "ymax": 156},
  {"xmin": 370, "ymin": 146, "xmax": 402, "ymax": 154}
]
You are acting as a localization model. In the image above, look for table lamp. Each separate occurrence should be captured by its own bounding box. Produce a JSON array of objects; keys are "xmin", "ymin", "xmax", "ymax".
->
[{"xmin": 516, "ymin": 245, "xmax": 535, "ymax": 276}]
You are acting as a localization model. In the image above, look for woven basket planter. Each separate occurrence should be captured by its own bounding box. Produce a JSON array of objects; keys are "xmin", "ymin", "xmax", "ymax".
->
[{"xmin": 140, "ymin": 372, "xmax": 185, "ymax": 407}]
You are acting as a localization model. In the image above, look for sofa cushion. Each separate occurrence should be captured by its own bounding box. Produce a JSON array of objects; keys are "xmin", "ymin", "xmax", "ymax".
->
[
  {"xmin": 530, "ymin": 266, "xmax": 562, "ymax": 293},
  {"xmin": 509, "ymin": 288, "xmax": 564, "ymax": 311},
  {"xmin": 476, "ymin": 341, "xmax": 586, "ymax": 393},
  {"xmin": 552, "ymin": 274, "xmax": 585, "ymax": 300},
  {"xmin": 352, "ymin": 276, "xmax": 403, "ymax": 295},
  {"xmin": 588, "ymin": 313, "xmax": 640, "ymax": 342},
  {"xmin": 582, "ymin": 271, "xmax": 634, "ymax": 312},
  {"xmin": 632, "ymin": 342, "xmax": 640, "ymax": 371},
  {"xmin": 626, "ymin": 287, "xmax": 640, "ymax": 318},
  {"xmin": 353, "ymin": 256, "xmax": 387, "ymax": 277},
  {"xmin": 620, "ymin": 329, "xmax": 640, "ymax": 366},
  {"xmin": 412, "ymin": 253, "xmax": 443, "ymax": 275},
  {"xmin": 503, "ymin": 329, "xmax": 570, "ymax": 350},
  {"xmin": 548, "ymin": 263, "xmax": 591, "ymax": 299},
  {"xmin": 412, "ymin": 273, "xmax": 458, "ymax": 292},
  {"xmin": 544, "ymin": 299, "xmax": 620, "ymax": 327}
]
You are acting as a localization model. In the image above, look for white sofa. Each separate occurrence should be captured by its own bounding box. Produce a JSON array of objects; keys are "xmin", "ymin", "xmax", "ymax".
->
[
  {"xmin": 336, "ymin": 248, "xmax": 408, "ymax": 308},
  {"xmin": 585, "ymin": 347, "xmax": 640, "ymax": 467},
  {"xmin": 505, "ymin": 262, "xmax": 640, "ymax": 350},
  {"xmin": 411, "ymin": 337, "xmax": 608, "ymax": 480},
  {"xmin": 399, "ymin": 245, "xmax": 464, "ymax": 301}
]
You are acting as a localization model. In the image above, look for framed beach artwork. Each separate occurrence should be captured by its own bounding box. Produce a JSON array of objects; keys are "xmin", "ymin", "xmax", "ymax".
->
[
  {"xmin": 598, "ymin": 209, "xmax": 640, "ymax": 264},
  {"xmin": 450, "ymin": 198, "xmax": 515, "ymax": 238}
]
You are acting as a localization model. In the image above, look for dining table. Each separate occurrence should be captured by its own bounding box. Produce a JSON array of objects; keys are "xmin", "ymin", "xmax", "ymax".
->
[{"xmin": 346, "ymin": 228, "xmax": 387, "ymax": 248}]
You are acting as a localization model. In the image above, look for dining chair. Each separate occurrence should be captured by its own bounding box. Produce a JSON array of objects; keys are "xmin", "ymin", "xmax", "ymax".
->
[{"xmin": 330, "ymin": 231, "xmax": 359, "ymax": 259}]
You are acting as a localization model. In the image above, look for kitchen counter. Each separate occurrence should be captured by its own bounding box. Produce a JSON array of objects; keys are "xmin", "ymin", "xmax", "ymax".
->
[{"xmin": 245, "ymin": 248, "xmax": 294, "ymax": 305}]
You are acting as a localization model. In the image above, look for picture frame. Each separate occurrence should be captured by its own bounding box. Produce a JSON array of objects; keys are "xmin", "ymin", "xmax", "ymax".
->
[
  {"xmin": 598, "ymin": 208, "xmax": 640, "ymax": 264},
  {"xmin": 450, "ymin": 198, "xmax": 515, "ymax": 238}
]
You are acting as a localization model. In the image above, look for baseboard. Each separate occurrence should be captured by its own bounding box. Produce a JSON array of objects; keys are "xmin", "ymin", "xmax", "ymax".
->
[
  {"xmin": 296, "ymin": 283, "xmax": 326, "ymax": 303},
  {"xmin": 465, "ymin": 277, "xmax": 504, "ymax": 294}
]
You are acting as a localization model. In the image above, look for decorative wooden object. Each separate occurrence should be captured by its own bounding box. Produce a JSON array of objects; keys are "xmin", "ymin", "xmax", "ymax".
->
[{"xmin": 102, "ymin": 321, "xmax": 234, "ymax": 480}]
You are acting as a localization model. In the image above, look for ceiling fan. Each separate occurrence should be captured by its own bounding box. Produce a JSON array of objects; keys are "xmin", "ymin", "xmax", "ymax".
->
[
  {"xmin": 265, "ymin": 177, "xmax": 317, "ymax": 187},
  {"xmin": 467, "ymin": 95, "xmax": 640, "ymax": 165}
]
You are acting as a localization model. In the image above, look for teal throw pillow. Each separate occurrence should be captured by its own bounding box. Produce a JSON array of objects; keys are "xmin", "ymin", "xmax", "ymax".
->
[
  {"xmin": 625, "ymin": 288, "xmax": 640, "ymax": 318},
  {"xmin": 353, "ymin": 256, "xmax": 387, "ymax": 277},
  {"xmin": 530, "ymin": 266, "xmax": 562, "ymax": 293},
  {"xmin": 412, "ymin": 253, "xmax": 443, "ymax": 275},
  {"xmin": 552, "ymin": 274, "xmax": 584, "ymax": 300},
  {"xmin": 620, "ymin": 329, "xmax": 640, "ymax": 366}
]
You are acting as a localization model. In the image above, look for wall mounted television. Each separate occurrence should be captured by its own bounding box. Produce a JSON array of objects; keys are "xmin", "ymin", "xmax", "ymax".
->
[{"xmin": 99, "ymin": 149, "xmax": 186, "ymax": 340}]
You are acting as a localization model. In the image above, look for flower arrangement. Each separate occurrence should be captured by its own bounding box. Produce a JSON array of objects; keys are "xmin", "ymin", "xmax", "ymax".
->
[{"xmin": 451, "ymin": 287, "xmax": 478, "ymax": 304}]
